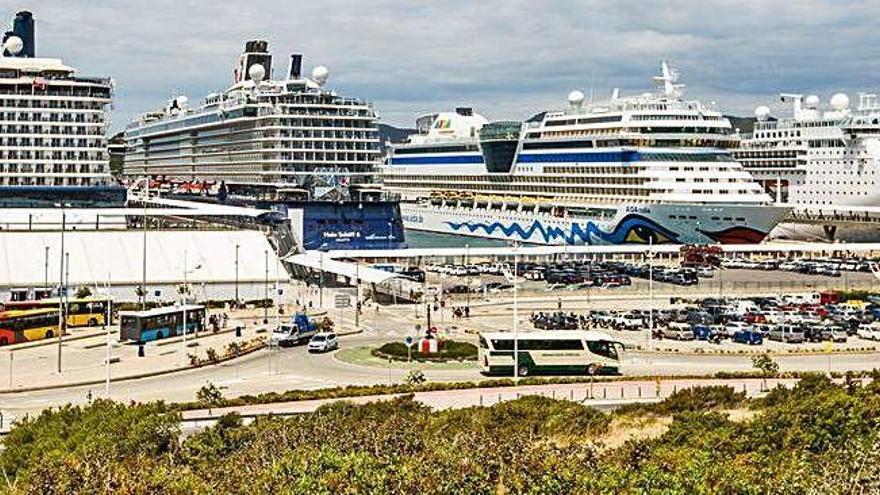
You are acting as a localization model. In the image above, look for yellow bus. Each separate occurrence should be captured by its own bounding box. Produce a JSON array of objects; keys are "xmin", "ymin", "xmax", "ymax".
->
[
  {"xmin": 0, "ymin": 308, "xmax": 61, "ymax": 345},
  {"xmin": 1, "ymin": 297, "xmax": 110, "ymax": 327}
]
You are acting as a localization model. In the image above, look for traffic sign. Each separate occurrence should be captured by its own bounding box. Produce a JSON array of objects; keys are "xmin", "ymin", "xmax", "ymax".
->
[
  {"xmin": 404, "ymin": 336, "xmax": 414, "ymax": 348},
  {"xmin": 334, "ymin": 294, "xmax": 351, "ymax": 309}
]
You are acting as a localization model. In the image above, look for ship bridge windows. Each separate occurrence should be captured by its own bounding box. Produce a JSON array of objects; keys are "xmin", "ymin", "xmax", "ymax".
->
[{"xmin": 394, "ymin": 144, "xmax": 479, "ymax": 155}]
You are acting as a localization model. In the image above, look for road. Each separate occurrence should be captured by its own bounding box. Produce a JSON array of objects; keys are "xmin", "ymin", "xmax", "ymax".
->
[
  {"xmin": 1, "ymin": 273, "xmax": 879, "ymax": 427},
  {"xmin": 2, "ymin": 322, "xmax": 877, "ymax": 429}
]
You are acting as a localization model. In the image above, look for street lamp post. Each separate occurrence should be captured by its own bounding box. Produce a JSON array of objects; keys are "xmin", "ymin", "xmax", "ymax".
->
[
  {"xmin": 43, "ymin": 246, "xmax": 49, "ymax": 293},
  {"xmin": 141, "ymin": 176, "xmax": 148, "ymax": 310},
  {"xmin": 56, "ymin": 207, "xmax": 66, "ymax": 374},
  {"xmin": 465, "ymin": 244, "xmax": 471, "ymax": 314},
  {"xmin": 354, "ymin": 262, "xmax": 360, "ymax": 330},
  {"xmin": 182, "ymin": 249, "xmax": 189, "ymax": 366},
  {"xmin": 264, "ymin": 250, "xmax": 269, "ymax": 324},
  {"xmin": 105, "ymin": 271, "xmax": 112, "ymax": 397},
  {"xmin": 234, "ymin": 243, "xmax": 240, "ymax": 307},
  {"xmin": 513, "ymin": 242, "xmax": 520, "ymax": 381},
  {"xmin": 319, "ymin": 251, "xmax": 325, "ymax": 308},
  {"xmin": 648, "ymin": 236, "xmax": 654, "ymax": 350}
]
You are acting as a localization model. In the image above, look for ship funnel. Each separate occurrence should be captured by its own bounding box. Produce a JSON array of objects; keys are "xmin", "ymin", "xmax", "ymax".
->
[
  {"xmin": 288, "ymin": 54, "xmax": 303, "ymax": 79},
  {"xmin": 12, "ymin": 11, "xmax": 34, "ymax": 57}
]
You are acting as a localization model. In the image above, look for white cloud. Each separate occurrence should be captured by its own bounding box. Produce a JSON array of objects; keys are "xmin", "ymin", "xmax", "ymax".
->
[{"xmin": 5, "ymin": 0, "xmax": 880, "ymax": 129}]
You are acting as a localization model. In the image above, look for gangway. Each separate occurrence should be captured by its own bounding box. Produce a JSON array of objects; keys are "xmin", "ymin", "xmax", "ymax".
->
[{"xmin": 787, "ymin": 205, "xmax": 880, "ymax": 240}]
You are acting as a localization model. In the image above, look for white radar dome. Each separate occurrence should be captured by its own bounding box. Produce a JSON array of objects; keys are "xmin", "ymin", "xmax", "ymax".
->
[
  {"xmin": 311, "ymin": 65, "xmax": 329, "ymax": 86},
  {"xmin": 754, "ymin": 105, "xmax": 771, "ymax": 121},
  {"xmin": 805, "ymin": 95, "xmax": 820, "ymax": 108},
  {"xmin": 248, "ymin": 64, "xmax": 266, "ymax": 83},
  {"xmin": 830, "ymin": 93, "xmax": 850, "ymax": 110},
  {"xmin": 567, "ymin": 90, "xmax": 585, "ymax": 106},
  {"xmin": 3, "ymin": 35, "xmax": 22, "ymax": 56},
  {"xmin": 176, "ymin": 95, "xmax": 189, "ymax": 107}
]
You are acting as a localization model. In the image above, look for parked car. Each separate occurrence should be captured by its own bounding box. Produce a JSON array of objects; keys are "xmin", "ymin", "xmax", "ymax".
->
[
  {"xmin": 724, "ymin": 321, "xmax": 751, "ymax": 337},
  {"xmin": 307, "ymin": 332, "xmax": 339, "ymax": 353},
  {"xmin": 692, "ymin": 324, "xmax": 715, "ymax": 340},
  {"xmin": 661, "ymin": 322, "xmax": 695, "ymax": 341},
  {"xmin": 732, "ymin": 329, "xmax": 763, "ymax": 345},
  {"xmin": 613, "ymin": 313, "xmax": 646, "ymax": 331},
  {"xmin": 768, "ymin": 325, "xmax": 805, "ymax": 344},
  {"xmin": 857, "ymin": 322, "xmax": 880, "ymax": 341}
]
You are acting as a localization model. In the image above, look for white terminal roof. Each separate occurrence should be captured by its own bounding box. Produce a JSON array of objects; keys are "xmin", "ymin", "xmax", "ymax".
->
[
  {"xmin": 0, "ymin": 230, "xmax": 288, "ymax": 287},
  {"xmin": 285, "ymin": 252, "xmax": 402, "ymax": 285},
  {"xmin": 325, "ymin": 242, "xmax": 880, "ymax": 260}
]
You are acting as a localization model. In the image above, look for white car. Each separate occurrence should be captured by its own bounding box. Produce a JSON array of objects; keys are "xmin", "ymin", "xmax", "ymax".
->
[
  {"xmin": 857, "ymin": 323, "xmax": 880, "ymax": 341},
  {"xmin": 307, "ymin": 332, "xmax": 339, "ymax": 353},
  {"xmin": 723, "ymin": 321, "xmax": 751, "ymax": 337}
]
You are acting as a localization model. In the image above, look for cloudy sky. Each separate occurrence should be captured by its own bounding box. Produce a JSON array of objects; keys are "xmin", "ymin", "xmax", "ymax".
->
[{"xmin": 7, "ymin": 0, "xmax": 880, "ymax": 131}]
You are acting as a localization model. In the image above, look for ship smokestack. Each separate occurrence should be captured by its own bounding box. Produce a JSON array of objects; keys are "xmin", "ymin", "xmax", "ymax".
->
[
  {"xmin": 12, "ymin": 11, "xmax": 34, "ymax": 57},
  {"xmin": 288, "ymin": 54, "xmax": 303, "ymax": 79}
]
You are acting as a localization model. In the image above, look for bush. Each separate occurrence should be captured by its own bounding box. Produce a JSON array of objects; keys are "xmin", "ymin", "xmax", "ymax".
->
[
  {"xmin": 8, "ymin": 377, "xmax": 880, "ymax": 492},
  {"xmin": 617, "ymin": 385, "xmax": 746, "ymax": 416},
  {"xmin": 372, "ymin": 340, "xmax": 477, "ymax": 362}
]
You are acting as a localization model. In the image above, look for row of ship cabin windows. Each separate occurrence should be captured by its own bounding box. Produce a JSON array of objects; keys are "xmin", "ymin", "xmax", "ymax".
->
[
  {"xmin": 0, "ymin": 137, "xmax": 103, "ymax": 148},
  {"xmin": 391, "ymin": 182, "xmax": 653, "ymax": 196},
  {"xmin": 0, "ymin": 99, "xmax": 107, "ymax": 110},
  {"xmin": 280, "ymin": 107, "xmax": 373, "ymax": 117},
  {"xmin": 754, "ymin": 130, "xmax": 803, "ymax": 139},
  {"xmin": 0, "ymin": 151, "xmax": 102, "ymax": 160},
  {"xmin": 0, "ymin": 113, "xmax": 105, "ymax": 124},
  {"xmin": 0, "ymin": 125, "xmax": 104, "ymax": 136},
  {"xmin": 0, "ymin": 163, "xmax": 101, "ymax": 174},
  {"xmin": 0, "ymin": 176, "xmax": 103, "ymax": 186},
  {"xmin": 669, "ymin": 214, "xmax": 746, "ymax": 222}
]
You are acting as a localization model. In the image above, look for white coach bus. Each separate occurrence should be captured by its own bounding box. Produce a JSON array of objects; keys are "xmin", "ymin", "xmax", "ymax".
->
[{"xmin": 477, "ymin": 330, "xmax": 624, "ymax": 376}]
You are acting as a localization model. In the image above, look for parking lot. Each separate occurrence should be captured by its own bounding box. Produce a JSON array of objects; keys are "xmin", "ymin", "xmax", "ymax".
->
[{"xmin": 422, "ymin": 255, "xmax": 878, "ymax": 302}]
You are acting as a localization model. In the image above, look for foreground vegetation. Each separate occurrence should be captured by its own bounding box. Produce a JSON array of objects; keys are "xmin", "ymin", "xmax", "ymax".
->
[{"xmin": 3, "ymin": 375, "xmax": 880, "ymax": 493}]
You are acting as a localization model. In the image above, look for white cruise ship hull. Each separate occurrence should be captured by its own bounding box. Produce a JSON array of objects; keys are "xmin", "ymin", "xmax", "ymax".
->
[{"xmin": 401, "ymin": 202, "xmax": 790, "ymax": 245}]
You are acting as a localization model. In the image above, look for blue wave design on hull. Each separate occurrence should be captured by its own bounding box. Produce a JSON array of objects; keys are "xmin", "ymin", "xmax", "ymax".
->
[{"xmin": 443, "ymin": 214, "xmax": 679, "ymax": 245}]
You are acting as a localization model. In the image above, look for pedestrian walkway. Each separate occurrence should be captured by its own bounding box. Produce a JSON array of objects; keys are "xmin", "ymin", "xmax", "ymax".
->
[
  {"xmin": 182, "ymin": 377, "xmax": 797, "ymax": 422},
  {"xmin": 0, "ymin": 310, "xmax": 267, "ymax": 393}
]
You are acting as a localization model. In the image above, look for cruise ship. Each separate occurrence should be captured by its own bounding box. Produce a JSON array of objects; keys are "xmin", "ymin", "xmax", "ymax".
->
[
  {"xmin": 733, "ymin": 93, "xmax": 880, "ymax": 241},
  {"xmin": 381, "ymin": 63, "xmax": 789, "ymax": 245},
  {"xmin": 0, "ymin": 11, "xmax": 113, "ymax": 189},
  {"xmin": 123, "ymin": 40, "xmax": 405, "ymax": 250}
]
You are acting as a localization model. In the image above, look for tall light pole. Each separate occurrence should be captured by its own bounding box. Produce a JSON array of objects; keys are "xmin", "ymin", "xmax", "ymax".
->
[
  {"xmin": 513, "ymin": 242, "xmax": 520, "ymax": 381},
  {"xmin": 58, "ymin": 250, "xmax": 69, "ymax": 374},
  {"xmin": 141, "ymin": 176, "xmax": 148, "ymax": 310},
  {"xmin": 234, "ymin": 243, "xmax": 240, "ymax": 306},
  {"xmin": 465, "ymin": 243, "xmax": 471, "ymax": 313},
  {"xmin": 182, "ymin": 249, "xmax": 189, "ymax": 365},
  {"xmin": 43, "ymin": 245, "xmax": 49, "ymax": 293},
  {"xmin": 354, "ymin": 262, "xmax": 360, "ymax": 330},
  {"xmin": 648, "ymin": 236, "xmax": 654, "ymax": 350},
  {"xmin": 319, "ymin": 251, "xmax": 325, "ymax": 308},
  {"xmin": 264, "ymin": 249, "xmax": 269, "ymax": 324},
  {"xmin": 105, "ymin": 271, "xmax": 112, "ymax": 397},
  {"xmin": 56, "ymin": 206, "xmax": 66, "ymax": 374}
]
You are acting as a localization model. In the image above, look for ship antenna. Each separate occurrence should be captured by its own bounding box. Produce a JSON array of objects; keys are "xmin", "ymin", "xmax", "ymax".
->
[{"xmin": 653, "ymin": 60, "xmax": 685, "ymax": 98}]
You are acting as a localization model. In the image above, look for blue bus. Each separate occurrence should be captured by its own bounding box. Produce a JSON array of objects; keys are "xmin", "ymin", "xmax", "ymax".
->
[{"xmin": 119, "ymin": 305, "xmax": 206, "ymax": 343}]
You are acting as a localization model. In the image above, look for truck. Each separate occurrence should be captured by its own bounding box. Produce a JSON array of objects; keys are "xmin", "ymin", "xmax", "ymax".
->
[{"xmin": 270, "ymin": 313, "xmax": 319, "ymax": 347}]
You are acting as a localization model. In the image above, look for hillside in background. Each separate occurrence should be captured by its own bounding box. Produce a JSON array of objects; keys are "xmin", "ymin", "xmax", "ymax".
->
[{"xmin": 378, "ymin": 123, "xmax": 415, "ymax": 152}]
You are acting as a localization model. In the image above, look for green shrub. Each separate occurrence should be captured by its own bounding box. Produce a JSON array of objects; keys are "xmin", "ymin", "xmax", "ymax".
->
[
  {"xmin": 371, "ymin": 340, "xmax": 477, "ymax": 361},
  {"xmin": 617, "ymin": 385, "xmax": 746, "ymax": 416},
  {"xmin": 7, "ymin": 377, "xmax": 880, "ymax": 493}
]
